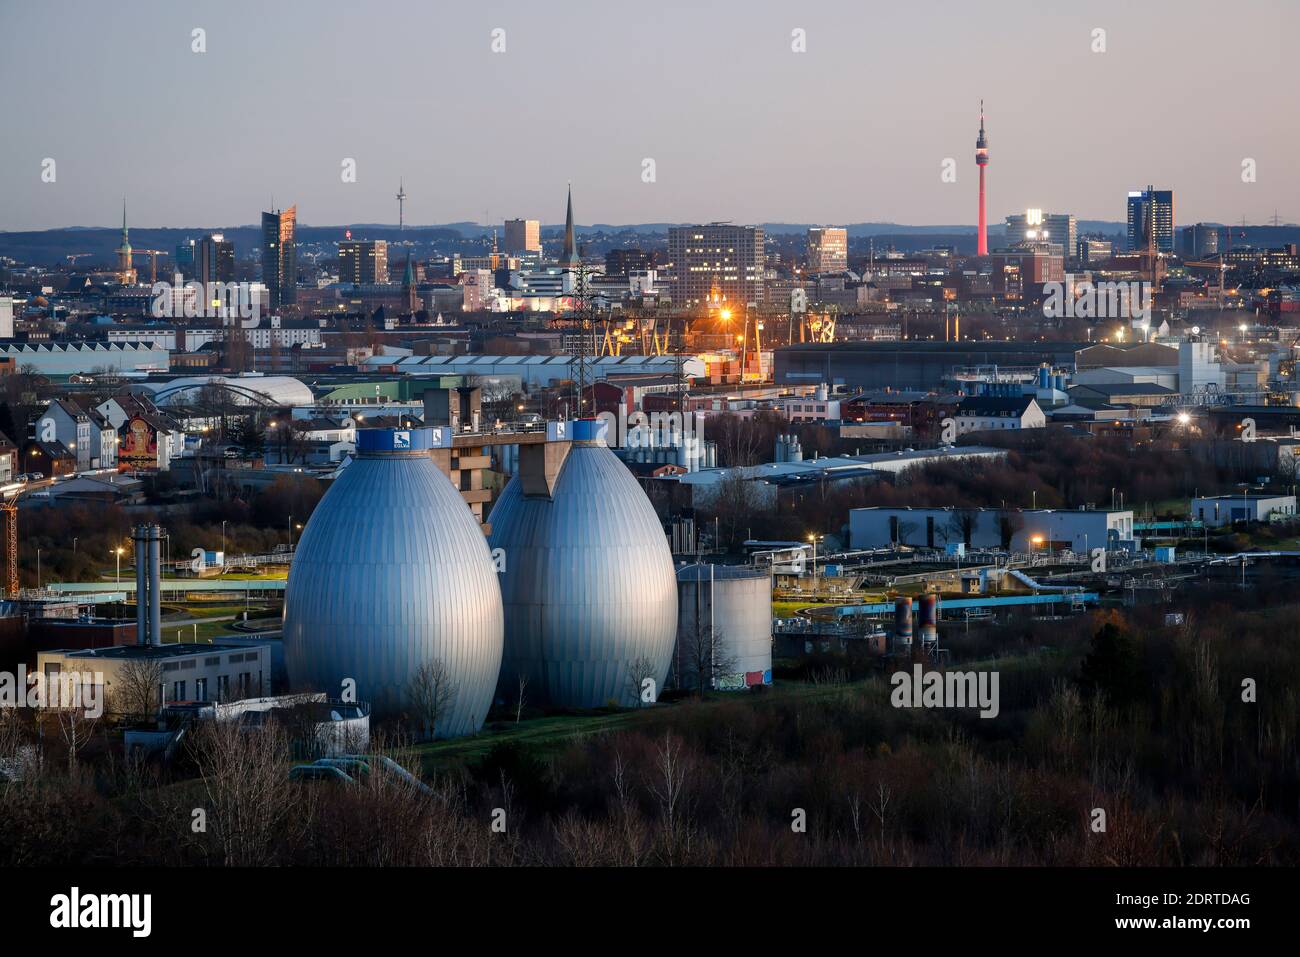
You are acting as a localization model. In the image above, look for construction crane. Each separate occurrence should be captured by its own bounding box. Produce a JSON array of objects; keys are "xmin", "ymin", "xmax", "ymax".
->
[
  {"xmin": 801, "ymin": 307, "xmax": 837, "ymax": 343},
  {"xmin": 1186, "ymin": 257, "xmax": 1230, "ymax": 307},
  {"xmin": 131, "ymin": 249, "xmax": 169, "ymax": 284},
  {"xmin": 2, "ymin": 499, "xmax": 15, "ymax": 599},
  {"xmin": 64, "ymin": 253, "xmax": 92, "ymax": 266}
]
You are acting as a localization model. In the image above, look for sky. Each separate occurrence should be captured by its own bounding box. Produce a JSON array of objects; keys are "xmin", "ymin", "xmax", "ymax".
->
[{"xmin": 1, "ymin": 0, "xmax": 1296, "ymax": 231}]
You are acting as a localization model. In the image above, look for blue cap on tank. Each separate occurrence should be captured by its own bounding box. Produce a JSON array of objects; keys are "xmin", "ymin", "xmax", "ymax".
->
[
  {"xmin": 357, "ymin": 427, "xmax": 433, "ymax": 453},
  {"xmin": 571, "ymin": 418, "xmax": 608, "ymax": 444}
]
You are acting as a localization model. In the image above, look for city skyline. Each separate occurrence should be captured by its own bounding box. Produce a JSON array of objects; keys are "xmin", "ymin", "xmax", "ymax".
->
[{"xmin": 1, "ymin": 0, "xmax": 1296, "ymax": 231}]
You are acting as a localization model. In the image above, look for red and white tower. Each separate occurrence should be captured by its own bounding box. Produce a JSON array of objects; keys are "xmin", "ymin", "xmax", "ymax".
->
[{"xmin": 975, "ymin": 100, "xmax": 989, "ymax": 256}]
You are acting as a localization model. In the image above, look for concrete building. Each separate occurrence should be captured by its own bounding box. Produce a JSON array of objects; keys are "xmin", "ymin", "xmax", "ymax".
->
[
  {"xmin": 1181, "ymin": 223, "xmax": 1219, "ymax": 258},
  {"xmin": 807, "ymin": 227, "xmax": 848, "ymax": 274},
  {"xmin": 1190, "ymin": 494, "xmax": 1297, "ymax": 527},
  {"xmin": 37, "ymin": 642, "xmax": 271, "ymax": 712},
  {"xmin": 503, "ymin": 218, "xmax": 541, "ymax": 255},
  {"xmin": 850, "ymin": 505, "xmax": 1134, "ymax": 553},
  {"xmin": 1004, "ymin": 210, "xmax": 1076, "ymax": 261},
  {"xmin": 196, "ymin": 233, "xmax": 236, "ymax": 287},
  {"xmin": 666, "ymin": 224, "xmax": 765, "ymax": 307},
  {"xmin": 338, "ymin": 240, "xmax": 389, "ymax": 285},
  {"xmin": 955, "ymin": 395, "xmax": 1045, "ymax": 433}
]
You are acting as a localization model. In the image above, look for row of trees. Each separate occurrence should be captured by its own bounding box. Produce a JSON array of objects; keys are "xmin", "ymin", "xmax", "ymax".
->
[{"xmin": 4, "ymin": 582, "xmax": 1294, "ymax": 866}]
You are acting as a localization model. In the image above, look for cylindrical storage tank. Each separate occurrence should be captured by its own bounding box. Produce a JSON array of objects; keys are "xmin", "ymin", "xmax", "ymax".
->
[
  {"xmin": 283, "ymin": 427, "xmax": 503, "ymax": 736},
  {"xmin": 918, "ymin": 592, "xmax": 939, "ymax": 644},
  {"xmin": 489, "ymin": 419, "xmax": 677, "ymax": 709},
  {"xmin": 675, "ymin": 564, "xmax": 772, "ymax": 691},
  {"xmin": 1038, "ymin": 365, "xmax": 1050, "ymax": 390},
  {"xmin": 893, "ymin": 596, "xmax": 913, "ymax": 647}
]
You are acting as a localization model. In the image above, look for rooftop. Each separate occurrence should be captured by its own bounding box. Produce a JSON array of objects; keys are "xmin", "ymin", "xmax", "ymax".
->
[{"xmin": 57, "ymin": 642, "xmax": 252, "ymax": 660}]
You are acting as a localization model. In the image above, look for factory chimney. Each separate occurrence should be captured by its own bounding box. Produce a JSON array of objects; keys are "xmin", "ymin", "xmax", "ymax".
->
[{"xmin": 132, "ymin": 524, "xmax": 164, "ymax": 647}]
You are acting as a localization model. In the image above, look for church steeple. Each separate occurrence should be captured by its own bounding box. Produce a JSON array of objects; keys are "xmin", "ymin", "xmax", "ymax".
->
[
  {"xmin": 116, "ymin": 198, "xmax": 136, "ymax": 284},
  {"xmin": 559, "ymin": 184, "xmax": 579, "ymax": 268},
  {"xmin": 403, "ymin": 252, "xmax": 418, "ymax": 314}
]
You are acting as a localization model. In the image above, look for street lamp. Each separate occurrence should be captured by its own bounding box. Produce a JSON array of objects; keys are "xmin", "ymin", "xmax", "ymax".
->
[
  {"xmin": 807, "ymin": 533, "xmax": 824, "ymax": 591},
  {"xmin": 221, "ymin": 520, "xmax": 227, "ymax": 558},
  {"xmin": 115, "ymin": 547, "xmax": 123, "ymax": 584}
]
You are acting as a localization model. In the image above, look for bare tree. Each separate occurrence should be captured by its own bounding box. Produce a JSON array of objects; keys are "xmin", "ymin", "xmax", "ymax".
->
[
  {"xmin": 610, "ymin": 748, "xmax": 650, "ymax": 865},
  {"xmin": 678, "ymin": 623, "xmax": 737, "ymax": 696},
  {"xmin": 623, "ymin": 655, "xmax": 659, "ymax": 708},
  {"xmin": 514, "ymin": 673, "xmax": 528, "ymax": 724},
  {"xmin": 710, "ymin": 473, "xmax": 762, "ymax": 552},
  {"xmin": 112, "ymin": 657, "xmax": 165, "ymax": 723},
  {"xmin": 996, "ymin": 512, "xmax": 1024, "ymax": 551},
  {"xmin": 50, "ymin": 705, "xmax": 99, "ymax": 772},
  {"xmin": 407, "ymin": 657, "xmax": 460, "ymax": 741},
  {"xmin": 189, "ymin": 717, "xmax": 304, "ymax": 866},
  {"xmin": 948, "ymin": 508, "xmax": 979, "ymax": 548},
  {"xmin": 649, "ymin": 731, "xmax": 692, "ymax": 865}
]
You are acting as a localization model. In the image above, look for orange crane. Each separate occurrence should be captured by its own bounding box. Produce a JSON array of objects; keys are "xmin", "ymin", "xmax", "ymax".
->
[{"xmin": 2, "ymin": 499, "xmax": 15, "ymax": 598}]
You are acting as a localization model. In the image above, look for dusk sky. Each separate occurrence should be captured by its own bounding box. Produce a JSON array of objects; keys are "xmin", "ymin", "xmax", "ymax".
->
[{"xmin": 2, "ymin": 0, "xmax": 1296, "ymax": 231}]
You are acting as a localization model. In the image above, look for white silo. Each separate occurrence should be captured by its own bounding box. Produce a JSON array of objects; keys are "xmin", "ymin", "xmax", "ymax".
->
[
  {"xmin": 488, "ymin": 419, "xmax": 677, "ymax": 709},
  {"xmin": 283, "ymin": 428, "xmax": 504, "ymax": 736},
  {"xmin": 675, "ymin": 564, "xmax": 773, "ymax": 691}
]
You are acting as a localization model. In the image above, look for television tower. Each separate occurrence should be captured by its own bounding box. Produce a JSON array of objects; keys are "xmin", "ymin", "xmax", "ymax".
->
[
  {"xmin": 396, "ymin": 178, "xmax": 408, "ymax": 230},
  {"xmin": 975, "ymin": 101, "xmax": 989, "ymax": 256}
]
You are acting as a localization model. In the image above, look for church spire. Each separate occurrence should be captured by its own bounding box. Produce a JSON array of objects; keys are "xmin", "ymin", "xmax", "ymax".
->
[{"xmin": 560, "ymin": 184, "xmax": 579, "ymax": 268}]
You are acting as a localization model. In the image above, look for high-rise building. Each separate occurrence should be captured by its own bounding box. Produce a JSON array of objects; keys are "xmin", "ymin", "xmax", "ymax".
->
[
  {"xmin": 1004, "ymin": 210, "xmax": 1076, "ymax": 259},
  {"xmin": 338, "ymin": 239, "xmax": 389, "ymax": 284},
  {"xmin": 197, "ymin": 233, "xmax": 236, "ymax": 287},
  {"xmin": 605, "ymin": 248, "xmax": 652, "ymax": 276},
  {"xmin": 1077, "ymin": 238, "xmax": 1114, "ymax": 265},
  {"xmin": 261, "ymin": 205, "xmax": 297, "ymax": 309},
  {"xmin": 807, "ymin": 227, "xmax": 848, "ymax": 274},
  {"xmin": 666, "ymin": 224, "xmax": 765, "ymax": 307},
  {"xmin": 175, "ymin": 239, "xmax": 196, "ymax": 279},
  {"xmin": 1181, "ymin": 223, "xmax": 1219, "ymax": 259},
  {"xmin": 504, "ymin": 218, "xmax": 541, "ymax": 255},
  {"xmin": 1127, "ymin": 185, "xmax": 1175, "ymax": 253},
  {"xmin": 975, "ymin": 102, "xmax": 990, "ymax": 257}
]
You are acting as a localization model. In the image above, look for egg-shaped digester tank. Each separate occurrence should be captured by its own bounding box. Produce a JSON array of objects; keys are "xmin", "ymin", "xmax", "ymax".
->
[
  {"xmin": 282, "ymin": 427, "xmax": 503, "ymax": 736},
  {"xmin": 488, "ymin": 419, "xmax": 677, "ymax": 709}
]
